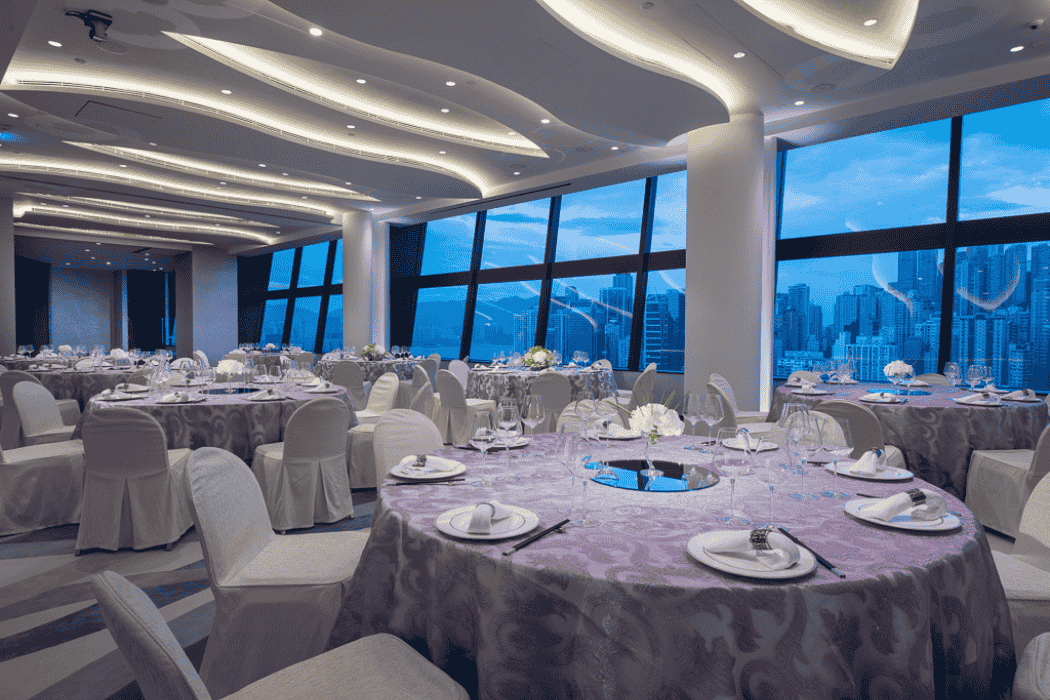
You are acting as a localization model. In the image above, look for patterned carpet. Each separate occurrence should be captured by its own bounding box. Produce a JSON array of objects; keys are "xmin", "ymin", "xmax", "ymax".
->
[{"xmin": 0, "ymin": 493, "xmax": 376, "ymax": 700}]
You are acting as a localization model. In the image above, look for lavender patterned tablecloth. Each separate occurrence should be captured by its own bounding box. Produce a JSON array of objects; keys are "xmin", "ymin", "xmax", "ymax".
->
[
  {"xmin": 770, "ymin": 383, "xmax": 1049, "ymax": 500},
  {"xmin": 1, "ymin": 356, "xmax": 77, "ymax": 372},
  {"xmin": 28, "ymin": 367, "xmax": 129, "ymax": 408},
  {"xmin": 328, "ymin": 433, "xmax": 1014, "ymax": 700},
  {"xmin": 466, "ymin": 366, "xmax": 617, "ymax": 404},
  {"xmin": 75, "ymin": 383, "xmax": 357, "ymax": 462},
  {"xmin": 317, "ymin": 358, "xmax": 418, "ymax": 384}
]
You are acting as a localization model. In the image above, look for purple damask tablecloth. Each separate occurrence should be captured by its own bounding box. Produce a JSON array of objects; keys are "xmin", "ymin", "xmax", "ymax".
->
[
  {"xmin": 316, "ymin": 358, "xmax": 419, "ymax": 384},
  {"xmin": 466, "ymin": 367, "xmax": 617, "ymax": 405},
  {"xmin": 75, "ymin": 383, "xmax": 357, "ymax": 462},
  {"xmin": 29, "ymin": 367, "xmax": 129, "ymax": 408},
  {"xmin": 770, "ymin": 383, "xmax": 1049, "ymax": 500},
  {"xmin": 328, "ymin": 433, "xmax": 1014, "ymax": 700},
  {"xmin": 1, "ymin": 356, "xmax": 76, "ymax": 372}
]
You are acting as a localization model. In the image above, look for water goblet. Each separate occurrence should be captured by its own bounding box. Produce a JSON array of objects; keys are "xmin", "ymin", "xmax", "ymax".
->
[
  {"xmin": 521, "ymin": 395, "xmax": 546, "ymax": 456},
  {"xmin": 469, "ymin": 412, "xmax": 498, "ymax": 486},
  {"xmin": 753, "ymin": 454, "xmax": 787, "ymax": 527},
  {"xmin": 269, "ymin": 364, "xmax": 283, "ymax": 384},
  {"xmin": 682, "ymin": 391, "xmax": 703, "ymax": 449},
  {"xmin": 824, "ymin": 419, "xmax": 854, "ymax": 499},
  {"xmin": 560, "ymin": 426, "xmax": 599, "ymax": 527},
  {"xmin": 496, "ymin": 404, "xmax": 523, "ymax": 470},
  {"xmin": 698, "ymin": 393, "xmax": 724, "ymax": 449},
  {"xmin": 966, "ymin": 365, "xmax": 983, "ymax": 392},
  {"xmin": 715, "ymin": 430, "xmax": 750, "ymax": 526}
]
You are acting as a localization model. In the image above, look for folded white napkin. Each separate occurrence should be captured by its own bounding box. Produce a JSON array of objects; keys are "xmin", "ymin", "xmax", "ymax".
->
[
  {"xmin": 705, "ymin": 529, "xmax": 801, "ymax": 571},
  {"xmin": 467, "ymin": 501, "xmax": 512, "ymax": 534},
  {"xmin": 607, "ymin": 424, "xmax": 643, "ymax": 438},
  {"xmin": 905, "ymin": 379, "xmax": 930, "ymax": 387},
  {"xmin": 863, "ymin": 489, "xmax": 947, "ymax": 522},
  {"xmin": 862, "ymin": 392, "xmax": 899, "ymax": 403},
  {"xmin": 250, "ymin": 388, "xmax": 281, "ymax": 400},
  {"xmin": 567, "ymin": 362, "xmax": 578, "ymax": 368},
  {"xmin": 1003, "ymin": 389, "xmax": 1037, "ymax": 400},
  {"xmin": 849, "ymin": 450, "xmax": 885, "ymax": 475},
  {"xmin": 306, "ymin": 380, "xmax": 335, "ymax": 392},
  {"xmin": 158, "ymin": 391, "xmax": 186, "ymax": 403},
  {"xmin": 302, "ymin": 374, "xmax": 321, "ymax": 386},
  {"xmin": 956, "ymin": 392, "xmax": 1001, "ymax": 406},
  {"xmin": 28, "ymin": 364, "xmax": 38, "ymax": 370}
]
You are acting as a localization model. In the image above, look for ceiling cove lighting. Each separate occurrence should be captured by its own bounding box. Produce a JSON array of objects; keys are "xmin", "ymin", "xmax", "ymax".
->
[
  {"xmin": 3, "ymin": 67, "xmax": 498, "ymax": 194},
  {"xmin": 534, "ymin": 0, "xmax": 745, "ymax": 111},
  {"xmin": 66, "ymin": 143, "xmax": 377, "ymax": 200},
  {"xmin": 309, "ymin": 27, "xmax": 323, "ymax": 37},
  {"xmin": 15, "ymin": 222, "xmax": 215, "ymax": 247},
  {"xmin": 730, "ymin": 0, "xmax": 920, "ymax": 69},
  {"xmin": 163, "ymin": 33, "xmax": 547, "ymax": 159},
  {"xmin": 0, "ymin": 153, "xmax": 341, "ymax": 219},
  {"xmin": 14, "ymin": 202, "xmax": 277, "ymax": 244},
  {"xmin": 1011, "ymin": 46, "xmax": 1025, "ymax": 52},
  {"xmin": 48, "ymin": 41, "xmax": 62, "ymax": 47},
  {"xmin": 18, "ymin": 192, "xmax": 279, "ymax": 225}
]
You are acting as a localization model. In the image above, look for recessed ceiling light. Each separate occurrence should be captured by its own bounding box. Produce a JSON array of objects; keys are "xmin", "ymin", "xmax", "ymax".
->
[
  {"xmin": 507, "ymin": 131, "xmax": 515, "ymax": 135},
  {"xmin": 91, "ymin": 256, "xmax": 95, "ymax": 260},
  {"xmin": 63, "ymin": 204, "xmax": 70, "ymax": 207},
  {"xmin": 118, "ymin": 164, "xmax": 127, "ymax": 167},
  {"xmin": 415, "ymin": 196, "xmax": 422, "ymax": 199},
  {"xmin": 345, "ymin": 181, "xmax": 351, "ymax": 185},
  {"xmin": 309, "ymin": 27, "xmax": 323, "ymax": 37},
  {"xmin": 302, "ymin": 196, "xmax": 308, "ymax": 199},
  {"xmin": 610, "ymin": 146, "xmax": 619, "ymax": 150},
  {"xmin": 221, "ymin": 89, "xmax": 232, "ymax": 95},
  {"xmin": 794, "ymin": 100, "xmax": 805, "ymax": 105},
  {"xmin": 48, "ymin": 41, "xmax": 62, "ymax": 48},
  {"xmin": 733, "ymin": 51, "xmax": 746, "ymax": 58},
  {"xmin": 356, "ymin": 79, "xmax": 366, "ymax": 84},
  {"xmin": 1011, "ymin": 45, "xmax": 1025, "ymax": 52},
  {"xmin": 439, "ymin": 150, "xmax": 446, "ymax": 154},
  {"xmin": 96, "ymin": 242, "xmax": 101, "ymax": 245},
  {"xmin": 282, "ymin": 173, "xmax": 289, "ymax": 176},
  {"xmin": 445, "ymin": 81, "xmax": 456, "ymax": 86},
  {"xmin": 149, "ymin": 142, "xmax": 157, "ymax": 146},
  {"xmin": 85, "ymin": 248, "xmax": 90, "ymax": 252},
  {"xmin": 513, "ymin": 171, "xmax": 520, "ymax": 175},
  {"xmin": 219, "ymin": 181, "xmax": 226, "ymax": 185},
  {"xmin": 65, "ymin": 262, "xmax": 70, "ymax": 265},
  {"xmin": 440, "ymin": 108, "xmax": 450, "ymax": 113},
  {"xmin": 106, "ymin": 261, "xmax": 111, "ymax": 265},
  {"xmin": 7, "ymin": 113, "xmax": 18, "ymax": 118},
  {"xmin": 144, "ymin": 214, "xmax": 151, "ymax": 218},
  {"xmin": 541, "ymin": 118, "xmax": 551, "ymax": 124},
  {"xmin": 258, "ymin": 163, "xmax": 266, "ymax": 167},
  {"xmin": 863, "ymin": 18, "xmax": 878, "ymax": 26},
  {"xmin": 145, "ymin": 253, "xmax": 149, "ymax": 256},
  {"xmin": 346, "ymin": 125, "xmax": 355, "ymax": 129}
]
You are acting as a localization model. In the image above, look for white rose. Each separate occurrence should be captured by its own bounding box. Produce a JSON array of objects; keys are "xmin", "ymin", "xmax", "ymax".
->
[
  {"xmin": 109, "ymin": 348, "xmax": 128, "ymax": 359},
  {"xmin": 264, "ymin": 343, "xmax": 276, "ymax": 350},
  {"xmin": 216, "ymin": 359, "xmax": 244, "ymax": 375},
  {"xmin": 58, "ymin": 344, "xmax": 72, "ymax": 353},
  {"xmin": 533, "ymin": 350, "xmax": 548, "ymax": 363}
]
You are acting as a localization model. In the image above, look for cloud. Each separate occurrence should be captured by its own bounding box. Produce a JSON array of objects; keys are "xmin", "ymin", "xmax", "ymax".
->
[{"xmin": 986, "ymin": 185, "xmax": 1050, "ymax": 207}]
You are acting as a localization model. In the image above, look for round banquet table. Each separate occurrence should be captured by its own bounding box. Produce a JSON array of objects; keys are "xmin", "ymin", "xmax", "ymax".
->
[
  {"xmin": 27, "ymin": 365, "xmax": 131, "ymax": 408},
  {"xmin": 1, "ymin": 356, "xmax": 76, "ymax": 372},
  {"xmin": 327, "ymin": 433, "xmax": 1014, "ymax": 700},
  {"xmin": 770, "ymin": 382, "xmax": 1049, "ymax": 500},
  {"xmin": 466, "ymin": 366, "xmax": 617, "ymax": 404},
  {"xmin": 316, "ymin": 358, "xmax": 418, "ymax": 384},
  {"xmin": 75, "ymin": 382, "xmax": 357, "ymax": 462}
]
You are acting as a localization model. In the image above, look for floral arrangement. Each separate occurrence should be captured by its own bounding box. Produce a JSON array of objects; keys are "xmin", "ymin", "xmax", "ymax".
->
[
  {"xmin": 361, "ymin": 343, "xmax": 389, "ymax": 361},
  {"xmin": 58, "ymin": 344, "xmax": 72, "ymax": 354},
  {"xmin": 628, "ymin": 403, "xmax": 684, "ymax": 444},
  {"xmin": 883, "ymin": 360, "xmax": 914, "ymax": 379},
  {"xmin": 264, "ymin": 343, "xmax": 277, "ymax": 351},
  {"xmin": 216, "ymin": 359, "xmax": 245, "ymax": 375},
  {"xmin": 109, "ymin": 348, "xmax": 128, "ymax": 359},
  {"xmin": 522, "ymin": 346, "xmax": 554, "ymax": 369}
]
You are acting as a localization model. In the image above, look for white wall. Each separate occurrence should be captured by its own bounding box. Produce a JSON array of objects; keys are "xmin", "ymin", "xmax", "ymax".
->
[{"xmin": 50, "ymin": 267, "xmax": 114, "ymax": 349}]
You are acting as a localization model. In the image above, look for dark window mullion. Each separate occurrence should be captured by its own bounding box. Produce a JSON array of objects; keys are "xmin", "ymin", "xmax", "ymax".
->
[
  {"xmin": 281, "ymin": 248, "xmax": 303, "ymax": 345},
  {"xmin": 460, "ymin": 212, "xmax": 486, "ymax": 360},
  {"xmin": 937, "ymin": 115, "xmax": 963, "ymax": 372},
  {"xmin": 535, "ymin": 196, "xmax": 560, "ymax": 348},
  {"xmin": 315, "ymin": 240, "xmax": 338, "ymax": 354},
  {"xmin": 629, "ymin": 177, "xmax": 657, "ymax": 371}
]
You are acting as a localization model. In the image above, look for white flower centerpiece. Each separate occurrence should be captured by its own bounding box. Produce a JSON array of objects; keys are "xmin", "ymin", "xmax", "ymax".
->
[
  {"xmin": 522, "ymin": 346, "xmax": 555, "ymax": 369},
  {"xmin": 58, "ymin": 344, "xmax": 73, "ymax": 355},
  {"xmin": 628, "ymin": 402, "xmax": 684, "ymax": 445},
  {"xmin": 109, "ymin": 348, "xmax": 128, "ymax": 360},
  {"xmin": 361, "ymin": 343, "xmax": 389, "ymax": 361},
  {"xmin": 264, "ymin": 343, "xmax": 277, "ymax": 351},
  {"xmin": 216, "ymin": 358, "xmax": 245, "ymax": 376},
  {"xmin": 884, "ymin": 360, "xmax": 914, "ymax": 396}
]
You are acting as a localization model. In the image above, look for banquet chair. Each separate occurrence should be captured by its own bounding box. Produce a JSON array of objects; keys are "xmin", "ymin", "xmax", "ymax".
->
[
  {"xmin": 126, "ymin": 367, "xmax": 152, "ymax": 386},
  {"xmin": 90, "ymin": 570, "xmax": 468, "ymax": 700},
  {"xmin": 355, "ymin": 372, "xmax": 400, "ymax": 425},
  {"xmin": 11, "ymin": 382, "xmax": 77, "ymax": 446},
  {"xmin": 705, "ymin": 382, "xmax": 776, "ymax": 435},
  {"xmin": 592, "ymin": 359, "xmax": 612, "ymax": 370},
  {"xmin": 915, "ymin": 372, "xmax": 953, "ymax": 386},
  {"xmin": 77, "ymin": 406, "xmax": 193, "ymax": 554},
  {"xmin": 329, "ymin": 360, "xmax": 368, "ymax": 410},
  {"xmin": 1015, "ymin": 632, "xmax": 1050, "ymax": 700},
  {"xmin": 223, "ymin": 351, "xmax": 247, "ymax": 363},
  {"xmin": 709, "ymin": 372, "xmax": 770, "ymax": 424},
  {"xmin": 991, "ymin": 470, "xmax": 1050, "ymax": 655},
  {"xmin": 616, "ymin": 363, "xmax": 656, "ymax": 409},
  {"xmin": 347, "ymin": 422, "xmax": 378, "ymax": 489},
  {"xmin": 294, "ymin": 351, "xmax": 315, "ymax": 368},
  {"xmin": 0, "ymin": 370, "xmax": 80, "ymax": 443},
  {"xmin": 448, "ymin": 359, "xmax": 470, "ymax": 389},
  {"xmin": 184, "ymin": 447, "xmax": 371, "ymax": 698},
  {"xmin": 786, "ymin": 370, "xmax": 821, "ymax": 384},
  {"xmin": 170, "ymin": 357, "xmax": 193, "ymax": 370},
  {"xmin": 555, "ymin": 399, "xmax": 626, "ymax": 433},
  {"xmin": 529, "ymin": 372, "xmax": 573, "ymax": 433},
  {"xmin": 252, "ymin": 398, "xmax": 353, "ymax": 532},
  {"xmin": 411, "ymin": 365, "xmax": 445, "ymax": 422},
  {"xmin": 966, "ymin": 423, "xmax": 1050, "ymax": 538},
  {"xmin": 0, "ymin": 439, "xmax": 84, "ymax": 536},
  {"xmin": 374, "ymin": 409, "xmax": 444, "ymax": 484},
  {"xmin": 193, "ymin": 349, "xmax": 210, "ymax": 367},
  {"xmin": 434, "ymin": 369, "xmax": 496, "ymax": 445},
  {"xmin": 421, "ymin": 354, "xmax": 441, "ymax": 387},
  {"xmin": 815, "ymin": 400, "xmax": 907, "ymax": 468}
]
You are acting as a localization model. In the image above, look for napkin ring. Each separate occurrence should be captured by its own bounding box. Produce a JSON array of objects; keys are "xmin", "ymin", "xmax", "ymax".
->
[
  {"xmin": 749, "ymin": 527, "xmax": 775, "ymax": 550},
  {"xmin": 907, "ymin": 488, "xmax": 926, "ymax": 505}
]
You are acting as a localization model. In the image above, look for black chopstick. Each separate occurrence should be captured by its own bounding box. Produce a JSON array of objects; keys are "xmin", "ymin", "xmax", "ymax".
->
[
  {"xmin": 390, "ymin": 477, "xmax": 466, "ymax": 486},
  {"xmin": 776, "ymin": 526, "xmax": 845, "ymax": 578},
  {"xmin": 503, "ymin": 518, "xmax": 571, "ymax": 556}
]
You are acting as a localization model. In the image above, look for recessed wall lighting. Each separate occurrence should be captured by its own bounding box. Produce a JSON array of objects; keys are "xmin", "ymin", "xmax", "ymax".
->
[
  {"xmin": 7, "ymin": 113, "xmax": 18, "ymax": 118},
  {"xmin": 309, "ymin": 27, "xmax": 323, "ymax": 37},
  {"xmin": 863, "ymin": 18, "xmax": 878, "ymax": 26},
  {"xmin": 541, "ymin": 118, "xmax": 551, "ymax": 124},
  {"xmin": 356, "ymin": 79, "xmax": 366, "ymax": 84},
  {"xmin": 794, "ymin": 100, "xmax": 805, "ymax": 105},
  {"xmin": 440, "ymin": 108, "xmax": 450, "ymax": 113},
  {"xmin": 445, "ymin": 81, "xmax": 456, "ymax": 86},
  {"xmin": 733, "ymin": 51, "xmax": 746, "ymax": 58},
  {"xmin": 221, "ymin": 89, "xmax": 232, "ymax": 95},
  {"xmin": 1011, "ymin": 45, "xmax": 1025, "ymax": 52},
  {"xmin": 48, "ymin": 41, "xmax": 62, "ymax": 48}
]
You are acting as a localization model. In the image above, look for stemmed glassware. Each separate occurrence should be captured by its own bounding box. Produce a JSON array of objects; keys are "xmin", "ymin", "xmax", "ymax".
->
[
  {"xmin": 496, "ymin": 404, "xmax": 523, "ymax": 472},
  {"xmin": 778, "ymin": 406, "xmax": 811, "ymax": 499},
  {"xmin": 753, "ymin": 454, "xmax": 787, "ymax": 527},
  {"xmin": 560, "ymin": 426, "xmax": 599, "ymax": 527},
  {"xmin": 683, "ymin": 391, "xmax": 703, "ymax": 443},
  {"xmin": 698, "ymin": 393, "xmax": 724, "ymax": 449},
  {"xmin": 269, "ymin": 364, "xmax": 283, "ymax": 384},
  {"xmin": 595, "ymin": 398, "xmax": 619, "ymax": 449},
  {"xmin": 521, "ymin": 395, "xmax": 546, "ymax": 456},
  {"xmin": 943, "ymin": 362, "xmax": 961, "ymax": 390},
  {"xmin": 469, "ymin": 412, "xmax": 498, "ymax": 486},
  {"xmin": 716, "ymin": 427, "xmax": 750, "ymax": 526},
  {"xmin": 824, "ymin": 419, "xmax": 854, "ymax": 499},
  {"xmin": 966, "ymin": 365, "xmax": 983, "ymax": 392}
]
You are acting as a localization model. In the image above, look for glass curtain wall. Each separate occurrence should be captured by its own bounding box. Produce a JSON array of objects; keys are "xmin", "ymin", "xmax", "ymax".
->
[{"xmin": 254, "ymin": 239, "xmax": 343, "ymax": 353}]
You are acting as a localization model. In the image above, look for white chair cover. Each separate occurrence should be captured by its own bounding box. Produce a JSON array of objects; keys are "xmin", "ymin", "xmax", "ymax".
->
[
  {"xmin": 356, "ymin": 372, "xmax": 400, "ymax": 425},
  {"xmin": 555, "ymin": 400, "xmax": 626, "ymax": 433},
  {"xmin": 621, "ymin": 364, "xmax": 657, "ymax": 410},
  {"xmin": 373, "ymin": 409, "xmax": 444, "ymax": 484},
  {"xmin": 251, "ymin": 398, "xmax": 352, "ymax": 532},
  {"xmin": 966, "ymin": 424, "xmax": 1050, "ymax": 539},
  {"xmin": 787, "ymin": 370, "xmax": 821, "ymax": 384},
  {"xmin": 418, "ymin": 356, "xmax": 439, "ymax": 388},
  {"xmin": 993, "ymin": 471, "xmax": 1050, "ymax": 656},
  {"xmin": 12, "ymin": 382, "xmax": 76, "ymax": 446},
  {"xmin": 223, "ymin": 352, "xmax": 247, "ymax": 363},
  {"xmin": 193, "ymin": 349, "xmax": 210, "ymax": 368},
  {"xmin": 592, "ymin": 359, "xmax": 612, "ymax": 370},
  {"xmin": 710, "ymin": 372, "xmax": 769, "ymax": 423},
  {"xmin": 411, "ymin": 365, "xmax": 446, "ymax": 426},
  {"xmin": 75, "ymin": 358, "xmax": 98, "ymax": 369},
  {"xmin": 184, "ymin": 447, "xmax": 369, "ymax": 698},
  {"xmin": 1015, "ymin": 633, "xmax": 1050, "ymax": 700},
  {"xmin": 0, "ymin": 440, "xmax": 84, "ymax": 536},
  {"xmin": 434, "ymin": 369, "xmax": 496, "ymax": 445},
  {"xmin": 1, "ymin": 370, "xmax": 78, "ymax": 448},
  {"xmin": 347, "ymin": 423, "xmax": 377, "ymax": 488},
  {"xmin": 294, "ymin": 351, "xmax": 316, "ymax": 368},
  {"xmin": 448, "ymin": 359, "xmax": 470, "ymax": 389},
  {"xmin": 915, "ymin": 372, "xmax": 953, "ymax": 386},
  {"xmin": 528, "ymin": 372, "xmax": 572, "ymax": 433},
  {"xmin": 706, "ymin": 382, "xmax": 776, "ymax": 435},
  {"xmin": 77, "ymin": 406, "xmax": 193, "ymax": 553},
  {"xmin": 91, "ymin": 569, "xmax": 469, "ymax": 700},
  {"xmin": 170, "ymin": 357, "xmax": 193, "ymax": 370},
  {"xmin": 329, "ymin": 360, "xmax": 368, "ymax": 410},
  {"xmin": 816, "ymin": 400, "xmax": 907, "ymax": 467}
]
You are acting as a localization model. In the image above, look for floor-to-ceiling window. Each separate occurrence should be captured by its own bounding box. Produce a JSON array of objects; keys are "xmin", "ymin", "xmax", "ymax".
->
[{"xmin": 774, "ymin": 95, "xmax": 1050, "ymax": 391}]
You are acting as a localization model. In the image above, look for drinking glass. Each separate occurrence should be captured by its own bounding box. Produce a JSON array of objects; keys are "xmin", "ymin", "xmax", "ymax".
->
[
  {"xmin": 578, "ymin": 351, "xmax": 589, "ymax": 365},
  {"xmin": 784, "ymin": 411, "xmax": 815, "ymax": 500},
  {"xmin": 521, "ymin": 395, "xmax": 546, "ymax": 456},
  {"xmin": 560, "ymin": 426, "xmax": 599, "ymax": 527},
  {"xmin": 698, "ymin": 393, "xmax": 724, "ymax": 447},
  {"xmin": 682, "ymin": 391, "xmax": 704, "ymax": 450},
  {"xmin": 824, "ymin": 419, "xmax": 853, "ymax": 499},
  {"xmin": 470, "ymin": 412, "xmax": 498, "ymax": 486},
  {"xmin": 269, "ymin": 364, "xmax": 283, "ymax": 384},
  {"xmin": 966, "ymin": 365, "xmax": 983, "ymax": 392},
  {"xmin": 716, "ymin": 428, "xmax": 750, "ymax": 525},
  {"xmin": 753, "ymin": 454, "xmax": 786, "ymax": 527},
  {"xmin": 943, "ymin": 362, "xmax": 960, "ymax": 389},
  {"xmin": 496, "ymin": 404, "xmax": 523, "ymax": 471},
  {"xmin": 254, "ymin": 365, "xmax": 268, "ymax": 384},
  {"xmin": 595, "ymin": 398, "xmax": 619, "ymax": 449}
]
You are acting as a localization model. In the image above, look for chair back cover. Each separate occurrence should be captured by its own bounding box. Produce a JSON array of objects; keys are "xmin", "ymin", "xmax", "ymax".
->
[
  {"xmin": 815, "ymin": 400, "xmax": 884, "ymax": 459},
  {"xmin": 787, "ymin": 370, "xmax": 821, "ymax": 385},
  {"xmin": 12, "ymin": 382, "xmax": 65, "ymax": 439},
  {"xmin": 294, "ymin": 352, "xmax": 316, "ymax": 368},
  {"xmin": 409, "ymin": 383, "xmax": 434, "ymax": 414},
  {"xmin": 556, "ymin": 400, "xmax": 625, "ymax": 433},
  {"xmin": 128, "ymin": 367, "xmax": 152, "ymax": 386},
  {"xmin": 330, "ymin": 360, "xmax": 368, "ymax": 409},
  {"xmin": 184, "ymin": 448, "xmax": 275, "ymax": 586},
  {"xmin": 1015, "ymin": 470, "xmax": 1050, "ymax": 563},
  {"xmin": 915, "ymin": 373, "xmax": 953, "ymax": 386},
  {"xmin": 193, "ymin": 350, "xmax": 210, "ymax": 367},
  {"xmin": 1029, "ymin": 424, "xmax": 1050, "ymax": 486},
  {"xmin": 284, "ymin": 398, "xmax": 351, "ymax": 461},
  {"xmin": 705, "ymin": 382, "xmax": 737, "ymax": 432},
  {"xmin": 708, "ymin": 373, "xmax": 739, "ymax": 412},
  {"xmin": 591, "ymin": 359, "xmax": 612, "ymax": 370},
  {"xmin": 528, "ymin": 372, "xmax": 572, "ymax": 433},
  {"xmin": 448, "ymin": 359, "xmax": 470, "ymax": 389},
  {"xmin": 170, "ymin": 358, "xmax": 192, "ymax": 370},
  {"xmin": 365, "ymin": 372, "xmax": 400, "ymax": 413},
  {"xmin": 223, "ymin": 352, "xmax": 247, "ymax": 363},
  {"xmin": 0, "ymin": 370, "xmax": 40, "ymax": 448},
  {"xmin": 412, "ymin": 365, "xmax": 432, "ymax": 393},
  {"xmin": 627, "ymin": 365, "xmax": 657, "ymax": 410},
  {"xmin": 83, "ymin": 406, "xmax": 170, "ymax": 479},
  {"xmin": 374, "ymin": 409, "xmax": 443, "ymax": 482},
  {"xmin": 90, "ymin": 571, "xmax": 211, "ymax": 700},
  {"xmin": 435, "ymin": 370, "xmax": 467, "ymax": 409},
  {"xmin": 801, "ymin": 411, "xmax": 846, "ymax": 447},
  {"xmin": 418, "ymin": 357, "xmax": 439, "ymax": 387}
]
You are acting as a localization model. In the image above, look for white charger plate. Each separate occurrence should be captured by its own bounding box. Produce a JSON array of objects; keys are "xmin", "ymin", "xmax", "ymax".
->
[
  {"xmin": 585, "ymin": 429, "xmax": 643, "ymax": 441},
  {"xmin": 686, "ymin": 531, "xmax": 817, "ymax": 579},
  {"xmin": 951, "ymin": 397, "xmax": 1002, "ymax": 407},
  {"xmin": 458, "ymin": 436, "xmax": 531, "ymax": 451},
  {"xmin": 844, "ymin": 498, "xmax": 961, "ymax": 531},
  {"xmin": 1002, "ymin": 396, "xmax": 1043, "ymax": 402},
  {"xmin": 791, "ymin": 389, "xmax": 830, "ymax": 396},
  {"xmin": 247, "ymin": 393, "xmax": 284, "ymax": 402},
  {"xmin": 97, "ymin": 393, "xmax": 143, "ymax": 402},
  {"xmin": 156, "ymin": 395, "xmax": 207, "ymax": 404},
  {"xmin": 824, "ymin": 463, "xmax": 913, "ymax": 481},
  {"xmin": 859, "ymin": 394, "xmax": 904, "ymax": 404},
  {"xmin": 114, "ymin": 384, "xmax": 149, "ymax": 393},
  {"xmin": 305, "ymin": 387, "xmax": 343, "ymax": 394},
  {"xmin": 721, "ymin": 437, "xmax": 778, "ymax": 452},
  {"xmin": 390, "ymin": 455, "xmax": 466, "ymax": 481},
  {"xmin": 435, "ymin": 504, "xmax": 538, "ymax": 540}
]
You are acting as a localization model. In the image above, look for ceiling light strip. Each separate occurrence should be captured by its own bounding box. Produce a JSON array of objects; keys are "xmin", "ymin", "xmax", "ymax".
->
[
  {"xmin": 18, "ymin": 191, "xmax": 279, "ymax": 225},
  {"xmin": 14, "ymin": 222, "xmax": 213, "ymax": 247}
]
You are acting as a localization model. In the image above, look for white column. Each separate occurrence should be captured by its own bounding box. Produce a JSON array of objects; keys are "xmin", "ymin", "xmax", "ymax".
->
[
  {"xmin": 684, "ymin": 112, "xmax": 768, "ymax": 412},
  {"xmin": 0, "ymin": 197, "xmax": 15, "ymax": 355},
  {"xmin": 342, "ymin": 210, "xmax": 375, "ymax": 349},
  {"xmin": 372, "ymin": 220, "xmax": 390, "ymax": 347},
  {"xmin": 175, "ymin": 247, "xmax": 238, "ymax": 362}
]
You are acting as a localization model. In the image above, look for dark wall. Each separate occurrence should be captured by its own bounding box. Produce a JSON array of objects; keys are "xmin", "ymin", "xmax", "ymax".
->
[
  {"xmin": 238, "ymin": 253, "xmax": 272, "ymax": 345},
  {"xmin": 14, "ymin": 255, "xmax": 49, "ymax": 347},
  {"xmin": 127, "ymin": 269, "xmax": 166, "ymax": 351},
  {"xmin": 389, "ymin": 223, "xmax": 426, "ymax": 347}
]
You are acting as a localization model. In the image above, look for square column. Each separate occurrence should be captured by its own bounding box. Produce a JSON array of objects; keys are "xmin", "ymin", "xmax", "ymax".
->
[{"xmin": 342, "ymin": 210, "xmax": 389, "ymax": 349}]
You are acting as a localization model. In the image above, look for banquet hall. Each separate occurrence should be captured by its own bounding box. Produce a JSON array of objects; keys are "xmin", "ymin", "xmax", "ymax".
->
[{"xmin": 2, "ymin": 0, "xmax": 1050, "ymax": 698}]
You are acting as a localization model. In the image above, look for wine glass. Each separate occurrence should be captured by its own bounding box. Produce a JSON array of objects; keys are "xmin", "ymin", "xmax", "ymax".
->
[
  {"xmin": 521, "ymin": 395, "xmax": 546, "ymax": 456},
  {"xmin": 900, "ymin": 366, "xmax": 915, "ymax": 396},
  {"xmin": 682, "ymin": 391, "xmax": 704, "ymax": 450},
  {"xmin": 595, "ymin": 398, "xmax": 619, "ymax": 449},
  {"xmin": 716, "ymin": 428, "xmax": 750, "ymax": 526},
  {"xmin": 698, "ymin": 393, "xmax": 724, "ymax": 448},
  {"xmin": 966, "ymin": 365, "xmax": 983, "ymax": 392},
  {"xmin": 753, "ymin": 454, "xmax": 787, "ymax": 527},
  {"xmin": 469, "ymin": 412, "xmax": 498, "ymax": 486},
  {"xmin": 496, "ymin": 404, "xmax": 523, "ymax": 471},
  {"xmin": 943, "ymin": 362, "xmax": 960, "ymax": 390},
  {"xmin": 824, "ymin": 419, "xmax": 854, "ymax": 499},
  {"xmin": 560, "ymin": 426, "xmax": 599, "ymax": 527},
  {"xmin": 269, "ymin": 364, "xmax": 283, "ymax": 384},
  {"xmin": 784, "ymin": 411, "xmax": 814, "ymax": 500}
]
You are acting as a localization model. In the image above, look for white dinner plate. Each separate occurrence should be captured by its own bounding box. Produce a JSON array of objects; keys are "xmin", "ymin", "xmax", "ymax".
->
[
  {"xmin": 844, "ymin": 498, "xmax": 961, "ymax": 532},
  {"xmin": 435, "ymin": 504, "xmax": 539, "ymax": 540},
  {"xmin": 584, "ymin": 429, "xmax": 643, "ymax": 441},
  {"xmin": 1002, "ymin": 396, "xmax": 1043, "ymax": 402},
  {"xmin": 304, "ymin": 387, "xmax": 343, "ymax": 394},
  {"xmin": 824, "ymin": 463, "xmax": 914, "ymax": 481},
  {"xmin": 247, "ymin": 393, "xmax": 284, "ymax": 402},
  {"xmin": 859, "ymin": 393, "xmax": 905, "ymax": 404},
  {"xmin": 826, "ymin": 379, "xmax": 858, "ymax": 385},
  {"xmin": 686, "ymin": 531, "xmax": 817, "ymax": 580},
  {"xmin": 97, "ymin": 393, "xmax": 142, "ymax": 402},
  {"xmin": 114, "ymin": 383, "xmax": 149, "ymax": 393},
  {"xmin": 902, "ymin": 379, "xmax": 930, "ymax": 387},
  {"xmin": 458, "ymin": 436, "xmax": 532, "ymax": 451},
  {"xmin": 791, "ymin": 389, "xmax": 830, "ymax": 396},
  {"xmin": 721, "ymin": 437, "xmax": 778, "ymax": 452},
  {"xmin": 252, "ymin": 377, "xmax": 281, "ymax": 384},
  {"xmin": 156, "ymin": 395, "xmax": 207, "ymax": 404},
  {"xmin": 951, "ymin": 397, "xmax": 1003, "ymax": 407},
  {"xmin": 389, "ymin": 455, "xmax": 466, "ymax": 481}
]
